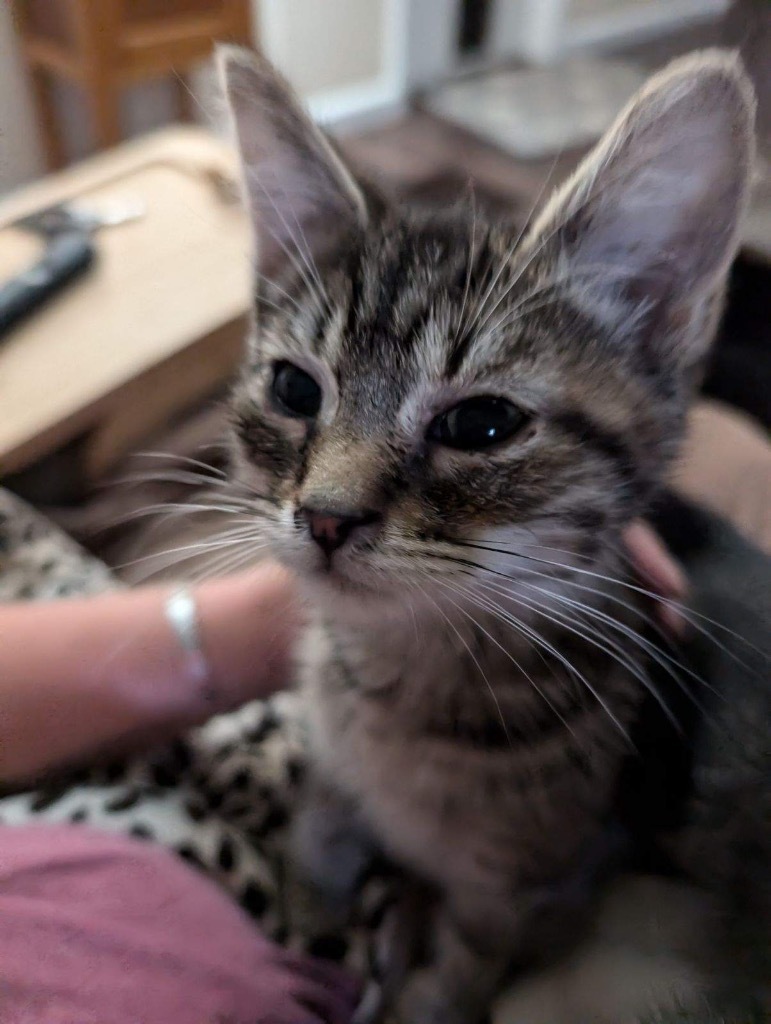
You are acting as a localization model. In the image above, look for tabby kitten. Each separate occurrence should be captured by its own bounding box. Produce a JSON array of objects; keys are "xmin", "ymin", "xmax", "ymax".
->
[{"xmin": 220, "ymin": 47, "xmax": 755, "ymax": 1024}]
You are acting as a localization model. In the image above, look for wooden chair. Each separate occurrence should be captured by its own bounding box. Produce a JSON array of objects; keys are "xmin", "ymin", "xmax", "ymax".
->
[{"xmin": 14, "ymin": 0, "xmax": 253, "ymax": 169}]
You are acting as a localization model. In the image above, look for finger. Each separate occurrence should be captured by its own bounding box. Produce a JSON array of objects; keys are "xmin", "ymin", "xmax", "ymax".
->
[
  {"xmin": 623, "ymin": 520, "xmax": 688, "ymax": 638},
  {"xmin": 624, "ymin": 519, "xmax": 687, "ymax": 600}
]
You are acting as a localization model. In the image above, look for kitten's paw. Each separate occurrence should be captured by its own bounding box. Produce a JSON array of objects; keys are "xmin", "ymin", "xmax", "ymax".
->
[
  {"xmin": 394, "ymin": 971, "xmax": 474, "ymax": 1024},
  {"xmin": 289, "ymin": 774, "xmax": 376, "ymax": 930},
  {"xmin": 284, "ymin": 868, "xmax": 352, "ymax": 937},
  {"xmin": 351, "ymin": 979, "xmax": 385, "ymax": 1024}
]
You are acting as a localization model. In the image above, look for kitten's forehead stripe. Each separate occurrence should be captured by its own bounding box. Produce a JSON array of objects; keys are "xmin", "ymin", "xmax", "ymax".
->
[
  {"xmin": 313, "ymin": 219, "xmax": 521, "ymax": 411},
  {"xmin": 444, "ymin": 231, "xmax": 501, "ymax": 377}
]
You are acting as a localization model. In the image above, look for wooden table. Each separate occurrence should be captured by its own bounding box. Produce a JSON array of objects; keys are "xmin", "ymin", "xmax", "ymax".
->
[{"xmin": 0, "ymin": 126, "xmax": 251, "ymax": 482}]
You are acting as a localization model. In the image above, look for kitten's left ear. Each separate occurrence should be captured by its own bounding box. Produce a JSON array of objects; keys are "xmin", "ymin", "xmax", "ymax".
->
[
  {"xmin": 218, "ymin": 46, "xmax": 369, "ymax": 279},
  {"xmin": 525, "ymin": 50, "xmax": 756, "ymax": 366}
]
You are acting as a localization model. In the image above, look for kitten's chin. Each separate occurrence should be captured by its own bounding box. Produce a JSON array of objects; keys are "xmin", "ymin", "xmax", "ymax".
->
[
  {"xmin": 311, "ymin": 565, "xmax": 376, "ymax": 595},
  {"xmin": 270, "ymin": 538, "xmax": 409, "ymax": 605},
  {"xmin": 289, "ymin": 554, "xmax": 404, "ymax": 605},
  {"xmin": 296, "ymin": 574, "xmax": 398, "ymax": 618}
]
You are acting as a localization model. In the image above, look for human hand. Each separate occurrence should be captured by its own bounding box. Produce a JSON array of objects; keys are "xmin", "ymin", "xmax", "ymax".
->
[
  {"xmin": 622, "ymin": 519, "xmax": 687, "ymax": 637},
  {"xmin": 194, "ymin": 563, "xmax": 302, "ymax": 714}
]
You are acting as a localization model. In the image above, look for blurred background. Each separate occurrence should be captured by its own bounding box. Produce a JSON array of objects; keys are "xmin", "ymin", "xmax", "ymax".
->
[
  {"xmin": 0, "ymin": 0, "xmax": 768, "ymax": 569},
  {"xmin": 2, "ymin": 0, "xmax": 769, "ymax": 188}
]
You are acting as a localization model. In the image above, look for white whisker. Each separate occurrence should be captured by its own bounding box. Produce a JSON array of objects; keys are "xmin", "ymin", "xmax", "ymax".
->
[
  {"xmin": 433, "ymin": 576, "xmax": 579, "ymax": 741},
  {"xmin": 451, "ymin": 538, "xmax": 768, "ymax": 671},
  {"xmin": 460, "ymin": 581, "xmax": 630, "ymax": 742},
  {"xmin": 476, "ymin": 577, "xmax": 678, "ymax": 732},
  {"xmin": 415, "ymin": 580, "xmax": 512, "ymax": 748},
  {"xmin": 465, "ymin": 152, "xmax": 563, "ymax": 343},
  {"xmin": 133, "ymin": 451, "xmax": 228, "ymax": 479},
  {"xmin": 246, "ymin": 168, "xmax": 328, "ymax": 314},
  {"xmin": 116, "ymin": 526, "xmax": 267, "ymax": 573}
]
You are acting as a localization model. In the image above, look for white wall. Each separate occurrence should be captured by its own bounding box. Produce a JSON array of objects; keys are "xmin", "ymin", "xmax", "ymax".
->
[
  {"xmin": 258, "ymin": 0, "xmax": 385, "ymax": 95},
  {"xmin": 569, "ymin": 0, "xmax": 633, "ymax": 15},
  {"xmin": 258, "ymin": 0, "xmax": 407, "ymax": 126},
  {"xmin": 403, "ymin": 0, "xmax": 462, "ymax": 89},
  {"xmin": 490, "ymin": 0, "xmax": 731, "ymax": 64}
]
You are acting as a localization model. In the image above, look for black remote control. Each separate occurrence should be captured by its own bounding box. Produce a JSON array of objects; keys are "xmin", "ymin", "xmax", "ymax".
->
[{"xmin": 0, "ymin": 231, "xmax": 96, "ymax": 338}]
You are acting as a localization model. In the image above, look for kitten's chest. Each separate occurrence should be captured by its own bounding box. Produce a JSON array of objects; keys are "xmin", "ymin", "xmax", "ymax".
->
[{"xmin": 299, "ymin": 615, "xmax": 637, "ymax": 888}]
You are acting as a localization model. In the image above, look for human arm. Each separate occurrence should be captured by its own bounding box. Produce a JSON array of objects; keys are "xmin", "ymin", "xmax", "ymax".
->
[{"xmin": 0, "ymin": 564, "xmax": 299, "ymax": 787}]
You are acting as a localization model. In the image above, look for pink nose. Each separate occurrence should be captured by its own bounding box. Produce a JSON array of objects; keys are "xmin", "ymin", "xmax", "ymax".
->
[{"xmin": 299, "ymin": 507, "xmax": 380, "ymax": 556}]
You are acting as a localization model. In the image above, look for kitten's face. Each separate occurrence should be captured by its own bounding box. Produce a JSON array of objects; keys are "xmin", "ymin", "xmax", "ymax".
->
[
  {"xmin": 231, "ymin": 215, "xmax": 669, "ymax": 597},
  {"xmin": 222, "ymin": 48, "xmax": 753, "ymax": 603}
]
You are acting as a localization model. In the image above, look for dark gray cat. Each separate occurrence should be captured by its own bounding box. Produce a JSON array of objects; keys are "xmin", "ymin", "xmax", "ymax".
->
[{"xmin": 219, "ymin": 46, "xmax": 759, "ymax": 1023}]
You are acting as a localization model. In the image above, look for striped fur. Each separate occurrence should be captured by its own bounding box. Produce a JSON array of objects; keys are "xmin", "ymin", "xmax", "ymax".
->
[{"xmin": 220, "ymin": 48, "xmax": 755, "ymax": 1023}]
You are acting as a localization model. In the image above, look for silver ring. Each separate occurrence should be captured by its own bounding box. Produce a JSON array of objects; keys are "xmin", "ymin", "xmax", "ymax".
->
[{"xmin": 165, "ymin": 587, "xmax": 212, "ymax": 690}]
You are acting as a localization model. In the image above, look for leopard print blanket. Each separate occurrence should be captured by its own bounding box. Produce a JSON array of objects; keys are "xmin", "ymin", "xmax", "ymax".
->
[{"xmin": 0, "ymin": 487, "xmax": 371, "ymax": 971}]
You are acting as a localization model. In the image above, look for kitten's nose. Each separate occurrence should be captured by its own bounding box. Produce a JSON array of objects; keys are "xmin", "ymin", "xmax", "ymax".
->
[{"xmin": 299, "ymin": 506, "xmax": 381, "ymax": 557}]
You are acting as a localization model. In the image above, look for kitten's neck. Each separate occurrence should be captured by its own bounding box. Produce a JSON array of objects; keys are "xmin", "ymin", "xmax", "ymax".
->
[{"xmin": 314, "ymin": 548, "xmax": 637, "ymax": 705}]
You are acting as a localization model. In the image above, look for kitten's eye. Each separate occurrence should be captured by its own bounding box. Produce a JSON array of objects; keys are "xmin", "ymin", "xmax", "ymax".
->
[
  {"xmin": 428, "ymin": 397, "xmax": 527, "ymax": 450},
  {"xmin": 271, "ymin": 361, "xmax": 322, "ymax": 419}
]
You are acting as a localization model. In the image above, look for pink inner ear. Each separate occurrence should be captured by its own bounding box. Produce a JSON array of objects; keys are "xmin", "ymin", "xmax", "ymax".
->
[
  {"xmin": 539, "ymin": 58, "xmax": 754, "ymax": 308},
  {"xmin": 576, "ymin": 117, "xmax": 740, "ymax": 289},
  {"xmin": 223, "ymin": 50, "xmax": 367, "ymax": 281}
]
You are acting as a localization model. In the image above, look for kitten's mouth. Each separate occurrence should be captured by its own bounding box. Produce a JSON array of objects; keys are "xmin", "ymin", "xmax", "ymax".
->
[
  {"xmin": 302, "ymin": 546, "xmax": 388, "ymax": 597},
  {"xmin": 304, "ymin": 565, "xmax": 380, "ymax": 601},
  {"xmin": 326, "ymin": 568, "xmax": 370, "ymax": 592},
  {"xmin": 315, "ymin": 556, "xmax": 369, "ymax": 587}
]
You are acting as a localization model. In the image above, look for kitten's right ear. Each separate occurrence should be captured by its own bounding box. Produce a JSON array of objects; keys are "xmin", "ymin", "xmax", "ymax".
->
[
  {"xmin": 524, "ymin": 50, "xmax": 755, "ymax": 367},
  {"xmin": 218, "ymin": 46, "xmax": 368, "ymax": 279}
]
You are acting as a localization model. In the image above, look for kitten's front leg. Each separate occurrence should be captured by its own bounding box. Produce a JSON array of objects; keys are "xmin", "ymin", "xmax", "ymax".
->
[
  {"xmin": 393, "ymin": 862, "xmax": 604, "ymax": 1024},
  {"xmin": 289, "ymin": 771, "xmax": 377, "ymax": 932},
  {"xmin": 394, "ymin": 889, "xmax": 518, "ymax": 1024}
]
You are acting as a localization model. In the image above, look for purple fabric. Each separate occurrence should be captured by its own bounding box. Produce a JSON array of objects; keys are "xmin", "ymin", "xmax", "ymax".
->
[{"xmin": 0, "ymin": 825, "xmax": 358, "ymax": 1024}]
